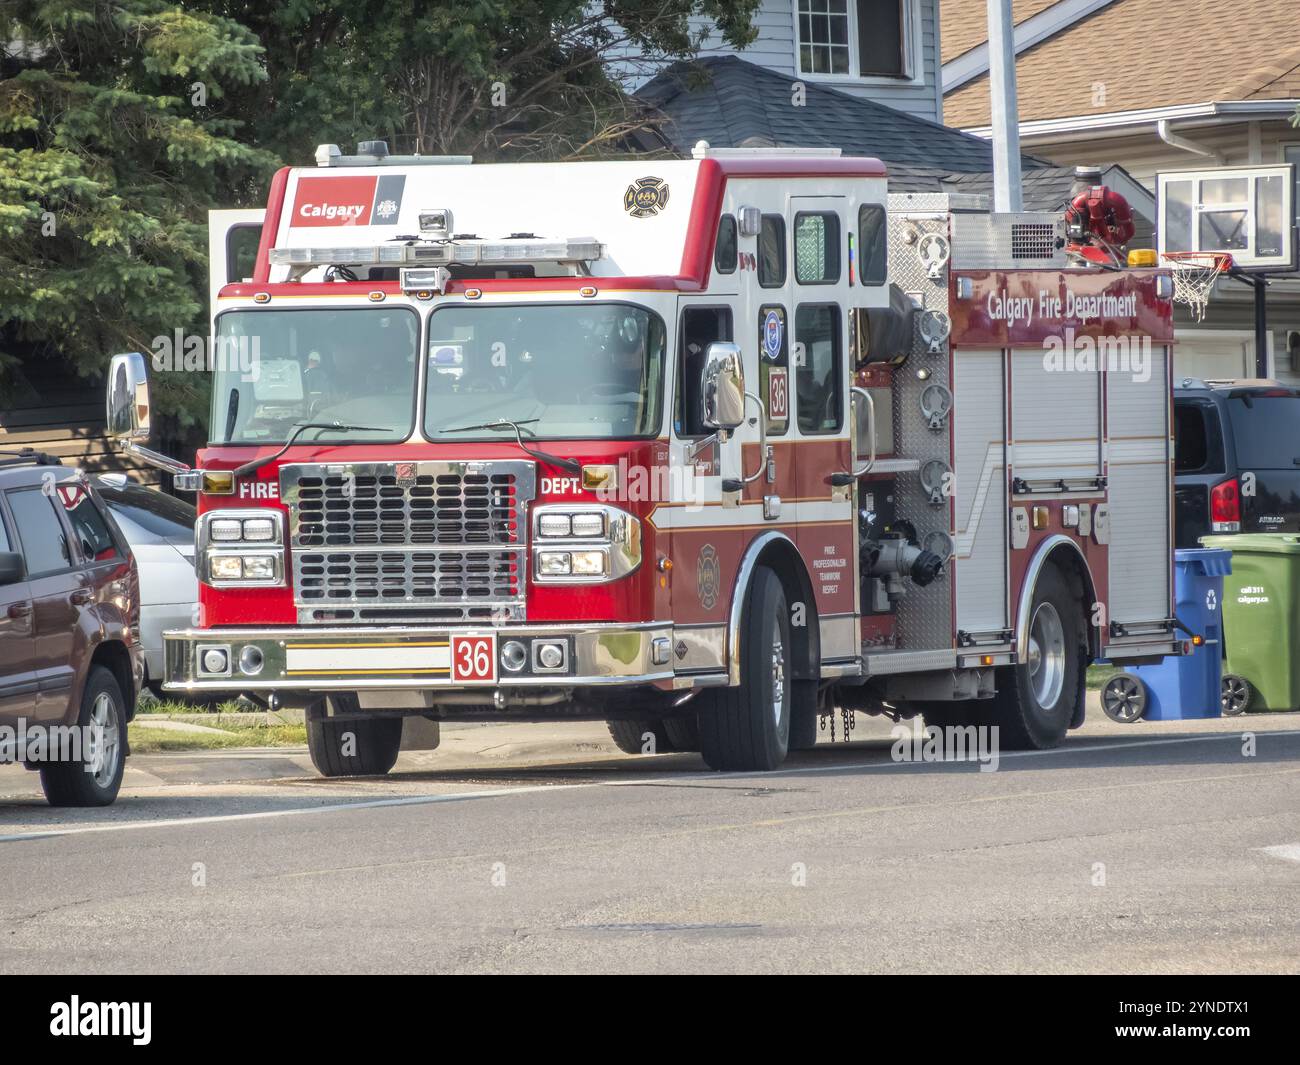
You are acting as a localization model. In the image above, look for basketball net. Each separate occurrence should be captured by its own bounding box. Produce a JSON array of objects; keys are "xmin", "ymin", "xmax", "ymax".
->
[{"xmin": 1160, "ymin": 252, "xmax": 1234, "ymax": 322}]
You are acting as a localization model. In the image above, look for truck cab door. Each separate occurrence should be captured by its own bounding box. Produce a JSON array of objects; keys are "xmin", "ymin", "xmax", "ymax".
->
[{"xmin": 208, "ymin": 208, "xmax": 265, "ymax": 311}]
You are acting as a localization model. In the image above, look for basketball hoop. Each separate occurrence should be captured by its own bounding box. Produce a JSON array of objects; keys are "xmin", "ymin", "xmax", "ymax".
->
[{"xmin": 1160, "ymin": 251, "xmax": 1234, "ymax": 321}]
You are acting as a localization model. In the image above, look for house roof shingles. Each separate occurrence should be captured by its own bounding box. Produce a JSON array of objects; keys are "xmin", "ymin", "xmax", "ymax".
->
[
  {"xmin": 944, "ymin": 0, "xmax": 1300, "ymax": 127},
  {"xmin": 636, "ymin": 55, "xmax": 1033, "ymax": 175},
  {"xmin": 940, "ymin": 0, "xmax": 1059, "ymax": 64}
]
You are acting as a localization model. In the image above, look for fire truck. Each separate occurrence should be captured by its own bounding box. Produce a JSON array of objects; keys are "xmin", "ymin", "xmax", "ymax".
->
[{"xmin": 106, "ymin": 142, "xmax": 1180, "ymax": 776}]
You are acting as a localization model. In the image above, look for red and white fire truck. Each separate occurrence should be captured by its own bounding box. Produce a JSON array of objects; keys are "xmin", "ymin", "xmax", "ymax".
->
[{"xmin": 107, "ymin": 142, "xmax": 1179, "ymax": 775}]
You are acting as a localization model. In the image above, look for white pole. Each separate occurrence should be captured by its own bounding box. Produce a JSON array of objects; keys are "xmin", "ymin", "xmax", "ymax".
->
[{"xmin": 986, "ymin": 0, "xmax": 1023, "ymax": 212}]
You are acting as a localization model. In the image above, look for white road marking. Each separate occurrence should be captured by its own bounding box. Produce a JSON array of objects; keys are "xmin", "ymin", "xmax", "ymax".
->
[
  {"xmin": 1, "ymin": 729, "xmax": 1297, "ymax": 844},
  {"xmin": 1260, "ymin": 844, "xmax": 1300, "ymax": 864}
]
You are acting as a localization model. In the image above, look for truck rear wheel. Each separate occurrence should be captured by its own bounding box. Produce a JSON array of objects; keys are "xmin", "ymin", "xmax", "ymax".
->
[
  {"xmin": 305, "ymin": 696, "xmax": 402, "ymax": 777},
  {"xmin": 606, "ymin": 719, "xmax": 673, "ymax": 755},
  {"xmin": 698, "ymin": 566, "xmax": 791, "ymax": 771},
  {"xmin": 990, "ymin": 565, "xmax": 1083, "ymax": 749}
]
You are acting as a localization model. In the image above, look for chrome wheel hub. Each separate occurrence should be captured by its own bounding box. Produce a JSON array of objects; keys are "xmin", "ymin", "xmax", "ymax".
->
[
  {"xmin": 86, "ymin": 692, "xmax": 120, "ymax": 788},
  {"xmin": 770, "ymin": 628, "xmax": 786, "ymax": 725},
  {"xmin": 1028, "ymin": 602, "xmax": 1065, "ymax": 709}
]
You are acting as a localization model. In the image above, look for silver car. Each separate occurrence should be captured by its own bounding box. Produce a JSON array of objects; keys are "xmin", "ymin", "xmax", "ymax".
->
[{"xmin": 96, "ymin": 475, "xmax": 197, "ymax": 698}]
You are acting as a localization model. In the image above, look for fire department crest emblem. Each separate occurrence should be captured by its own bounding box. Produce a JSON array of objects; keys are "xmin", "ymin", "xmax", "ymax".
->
[
  {"xmin": 697, "ymin": 544, "xmax": 720, "ymax": 610},
  {"xmin": 624, "ymin": 176, "xmax": 670, "ymax": 218},
  {"xmin": 394, "ymin": 461, "xmax": 417, "ymax": 488}
]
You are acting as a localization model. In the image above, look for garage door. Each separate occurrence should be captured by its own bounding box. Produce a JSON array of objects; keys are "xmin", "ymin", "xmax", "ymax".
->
[{"xmin": 1172, "ymin": 331, "xmax": 1253, "ymax": 383}]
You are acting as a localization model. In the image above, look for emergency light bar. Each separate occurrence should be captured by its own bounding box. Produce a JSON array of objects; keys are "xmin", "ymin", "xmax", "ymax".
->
[{"xmin": 268, "ymin": 237, "xmax": 606, "ymax": 269}]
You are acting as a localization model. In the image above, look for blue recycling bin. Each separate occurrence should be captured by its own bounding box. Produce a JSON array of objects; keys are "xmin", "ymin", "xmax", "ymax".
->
[{"xmin": 1102, "ymin": 548, "xmax": 1232, "ymax": 721}]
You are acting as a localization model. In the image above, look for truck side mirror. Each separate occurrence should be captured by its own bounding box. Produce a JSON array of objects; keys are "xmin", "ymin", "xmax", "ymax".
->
[
  {"xmin": 700, "ymin": 342, "xmax": 746, "ymax": 432},
  {"xmin": 106, "ymin": 352, "xmax": 152, "ymax": 444},
  {"xmin": 0, "ymin": 551, "xmax": 24, "ymax": 586}
]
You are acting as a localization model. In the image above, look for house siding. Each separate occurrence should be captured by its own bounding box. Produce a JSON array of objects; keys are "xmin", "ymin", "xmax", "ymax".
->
[
  {"xmin": 1023, "ymin": 121, "xmax": 1300, "ymax": 191},
  {"xmin": 617, "ymin": 0, "xmax": 942, "ymax": 123}
]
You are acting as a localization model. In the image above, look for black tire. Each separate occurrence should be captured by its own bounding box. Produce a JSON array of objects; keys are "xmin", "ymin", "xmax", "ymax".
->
[
  {"xmin": 40, "ymin": 666, "xmax": 126, "ymax": 807},
  {"xmin": 606, "ymin": 719, "xmax": 675, "ymax": 755},
  {"xmin": 989, "ymin": 565, "xmax": 1084, "ymax": 749},
  {"xmin": 1101, "ymin": 673, "xmax": 1147, "ymax": 723},
  {"xmin": 698, "ymin": 567, "xmax": 792, "ymax": 771},
  {"xmin": 1221, "ymin": 674, "xmax": 1251, "ymax": 716},
  {"xmin": 663, "ymin": 715, "xmax": 699, "ymax": 752},
  {"xmin": 788, "ymin": 679, "xmax": 820, "ymax": 750},
  {"xmin": 305, "ymin": 696, "xmax": 402, "ymax": 777}
]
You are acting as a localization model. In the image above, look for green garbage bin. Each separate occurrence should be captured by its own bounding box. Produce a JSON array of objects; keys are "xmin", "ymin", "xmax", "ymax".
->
[{"xmin": 1200, "ymin": 534, "xmax": 1300, "ymax": 712}]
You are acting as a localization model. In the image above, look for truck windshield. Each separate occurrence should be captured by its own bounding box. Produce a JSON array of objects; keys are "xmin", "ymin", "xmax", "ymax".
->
[
  {"xmin": 425, "ymin": 303, "xmax": 666, "ymax": 440},
  {"xmin": 211, "ymin": 308, "xmax": 419, "ymax": 444}
]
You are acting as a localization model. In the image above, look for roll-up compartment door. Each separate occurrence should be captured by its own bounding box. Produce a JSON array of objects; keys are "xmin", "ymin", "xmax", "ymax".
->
[
  {"xmin": 1009, "ymin": 349, "xmax": 1102, "ymax": 487},
  {"xmin": 953, "ymin": 348, "xmax": 1008, "ymax": 634},
  {"xmin": 1107, "ymin": 344, "xmax": 1172, "ymax": 625}
]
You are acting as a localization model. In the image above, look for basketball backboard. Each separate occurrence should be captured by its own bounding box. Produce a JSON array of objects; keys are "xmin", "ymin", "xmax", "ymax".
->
[{"xmin": 1157, "ymin": 163, "xmax": 1296, "ymax": 273}]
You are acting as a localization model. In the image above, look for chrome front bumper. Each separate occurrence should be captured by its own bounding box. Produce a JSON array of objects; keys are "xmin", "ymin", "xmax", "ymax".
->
[{"xmin": 163, "ymin": 622, "xmax": 674, "ymax": 692}]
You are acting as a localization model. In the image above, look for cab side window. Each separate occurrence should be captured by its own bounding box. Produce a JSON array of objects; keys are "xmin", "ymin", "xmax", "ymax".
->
[
  {"xmin": 675, "ymin": 306, "xmax": 734, "ymax": 437},
  {"xmin": 757, "ymin": 214, "xmax": 786, "ymax": 288},
  {"xmin": 795, "ymin": 304, "xmax": 843, "ymax": 435},
  {"xmin": 6, "ymin": 488, "xmax": 73, "ymax": 576},
  {"xmin": 858, "ymin": 204, "xmax": 888, "ymax": 285},
  {"xmin": 794, "ymin": 212, "xmax": 841, "ymax": 285},
  {"xmin": 714, "ymin": 214, "xmax": 738, "ymax": 274}
]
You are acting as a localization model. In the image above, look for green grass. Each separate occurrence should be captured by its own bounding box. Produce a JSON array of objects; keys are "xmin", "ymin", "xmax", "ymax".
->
[
  {"xmin": 127, "ymin": 722, "xmax": 307, "ymax": 753},
  {"xmin": 135, "ymin": 696, "xmax": 249, "ymax": 715},
  {"xmin": 1087, "ymin": 664, "xmax": 1123, "ymax": 690}
]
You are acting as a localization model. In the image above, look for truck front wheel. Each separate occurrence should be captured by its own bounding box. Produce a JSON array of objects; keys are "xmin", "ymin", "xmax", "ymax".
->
[
  {"xmin": 305, "ymin": 696, "xmax": 402, "ymax": 777},
  {"xmin": 989, "ymin": 564, "xmax": 1084, "ymax": 749},
  {"xmin": 698, "ymin": 566, "xmax": 792, "ymax": 771}
]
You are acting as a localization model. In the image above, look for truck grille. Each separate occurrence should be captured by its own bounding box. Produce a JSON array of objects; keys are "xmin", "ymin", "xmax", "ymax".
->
[{"xmin": 281, "ymin": 460, "xmax": 535, "ymax": 623}]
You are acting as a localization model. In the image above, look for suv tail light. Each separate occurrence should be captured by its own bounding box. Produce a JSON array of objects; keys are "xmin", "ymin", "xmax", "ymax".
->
[{"xmin": 1210, "ymin": 478, "xmax": 1241, "ymax": 533}]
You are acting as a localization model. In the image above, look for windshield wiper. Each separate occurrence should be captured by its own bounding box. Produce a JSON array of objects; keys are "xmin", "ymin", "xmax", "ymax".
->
[
  {"xmin": 439, "ymin": 418, "xmax": 579, "ymax": 473},
  {"xmin": 233, "ymin": 422, "xmax": 389, "ymax": 478}
]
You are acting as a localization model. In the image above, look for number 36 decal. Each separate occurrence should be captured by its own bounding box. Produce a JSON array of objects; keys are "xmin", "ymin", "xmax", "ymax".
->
[{"xmin": 450, "ymin": 634, "xmax": 497, "ymax": 683}]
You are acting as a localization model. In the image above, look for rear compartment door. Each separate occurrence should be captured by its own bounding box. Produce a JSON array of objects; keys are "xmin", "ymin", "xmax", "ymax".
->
[
  {"xmin": 1009, "ymin": 348, "xmax": 1102, "ymax": 488},
  {"xmin": 1222, "ymin": 390, "xmax": 1300, "ymax": 533},
  {"xmin": 1106, "ymin": 345, "xmax": 1173, "ymax": 626}
]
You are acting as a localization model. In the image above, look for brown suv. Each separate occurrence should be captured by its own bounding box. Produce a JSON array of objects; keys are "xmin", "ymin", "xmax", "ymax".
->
[{"xmin": 0, "ymin": 449, "xmax": 142, "ymax": 806}]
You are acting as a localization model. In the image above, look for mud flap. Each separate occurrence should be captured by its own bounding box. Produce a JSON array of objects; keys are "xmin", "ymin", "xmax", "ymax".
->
[{"xmin": 1069, "ymin": 655, "xmax": 1088, "ymax": 730}]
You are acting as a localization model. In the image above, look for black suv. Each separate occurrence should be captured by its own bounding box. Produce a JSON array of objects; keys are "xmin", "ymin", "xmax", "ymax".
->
[
  {"xmin": 0, "ymin": 449, "xmax": 142, "ymax": 805},
  {"xmin": 1173, "ymin": 379, "xmax": 1300, "ymax": 548}
]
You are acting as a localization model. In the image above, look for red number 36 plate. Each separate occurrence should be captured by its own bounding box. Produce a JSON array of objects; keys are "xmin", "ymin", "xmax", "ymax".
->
[{"xmin": 450, "ymin": 634, "xmax": 497, "ymax": 683}]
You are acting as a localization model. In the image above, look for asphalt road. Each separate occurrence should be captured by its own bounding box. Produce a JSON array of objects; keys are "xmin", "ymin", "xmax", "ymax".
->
[{"xmin": 1, "ymin": 711, "xmax": 1298, "ymax": 974}]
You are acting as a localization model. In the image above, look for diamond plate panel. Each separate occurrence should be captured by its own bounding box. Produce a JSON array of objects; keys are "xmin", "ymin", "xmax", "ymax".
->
[{"xmin": 885, "ymin": 196, "xmax": 955, "ymax": 653}]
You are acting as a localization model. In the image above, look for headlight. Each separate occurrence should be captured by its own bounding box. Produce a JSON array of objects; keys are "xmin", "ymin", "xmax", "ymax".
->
[
  {"xmin": 242, "ymin": 517, "xmax": 277, "ymax": 542},
  {"xmin": 538, "ymin": 551, "xmax": 573, "ymax": 575},
  {"xmin": 531, "ymin": 505, "xmax": 639, "ymax": 582},
  {"xmin": 198, "ymin": 510, "xmax": 286, "ymax": 587},
  {"xmin": 570, "ymin": 550, "xmax": 607, "ymax": 576},
  {"xmin": 210, "ymin": 518, "xmax": 243, "ymax": 542},
  {"xmin": 241, "ymin": 555, "xmax": 277, "ymax": 580},
  {"xmin": 538, "ymin": 514, "xmax": 572, "ymax": 538},
  {"xmin": 570, "ymin": 512, "xmax": 606, "ymax": 538},
  {"xmin": 210, "ymin": 555, "xmax": 244, "ymax": 580}
]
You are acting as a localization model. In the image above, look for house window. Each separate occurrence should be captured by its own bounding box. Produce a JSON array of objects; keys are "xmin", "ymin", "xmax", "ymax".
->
[
  {"xmin": 797, "ymin": 0, "xmax": 913, "ymax": 79},
  {"xmin": 1286, "ymin": 146, "xmax": 1300, "ymax": 224}
]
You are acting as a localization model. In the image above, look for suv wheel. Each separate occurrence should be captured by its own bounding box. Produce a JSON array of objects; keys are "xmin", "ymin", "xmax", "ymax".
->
[{"xmin": 40, "ymin": 666, "xmax": 126, "ymax": 807}]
